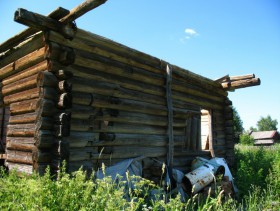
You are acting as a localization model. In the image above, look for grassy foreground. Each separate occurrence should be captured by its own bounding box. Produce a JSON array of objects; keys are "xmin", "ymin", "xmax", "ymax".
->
[{"xmin": 0, "ymin": 145, "xmax": 279, "ymax": 210}]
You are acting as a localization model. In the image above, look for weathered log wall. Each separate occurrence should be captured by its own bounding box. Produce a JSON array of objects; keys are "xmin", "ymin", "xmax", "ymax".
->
[
  {"xmin": 0, "ymin": 32, "xmax": 45, "ymax": 174},
  {"xmin": 42, "ymin": 29, "xmax": 230, "ymax": 181},
  {"xmin": 0, "ymin": 25, "xmax": 234, "ymax": 181}
]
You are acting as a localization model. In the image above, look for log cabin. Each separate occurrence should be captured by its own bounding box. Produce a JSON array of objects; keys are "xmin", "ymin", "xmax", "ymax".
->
[{"xmin": 0, "ymin": 1, "xmax": 260, "ymax": 183}]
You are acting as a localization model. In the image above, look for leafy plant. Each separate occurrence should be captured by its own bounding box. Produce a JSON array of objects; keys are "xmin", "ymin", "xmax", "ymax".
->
[
  {"xmin": 0, "ymin": 145, "xmax": 279, "ymax": 210},
  {"xmin": 239, "ymin": 133, "xmax": 254, "ymax": 145}
]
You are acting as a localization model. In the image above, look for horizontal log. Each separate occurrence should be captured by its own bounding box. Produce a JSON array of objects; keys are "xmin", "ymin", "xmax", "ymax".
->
[
  {"xmin": 65, "ymin": 131, "xmax": 99, "ymax": 148},
  {"xmin": 71, "ymin": 92, "xmax": 199, "ymax": 119},
  {"xmin": 7, "ymin": 123, "xmax": 35, "ymax": 137},
  {"xmin": 74, "ymin": 29, "xmax": 225, "ymax": 96},
  {"xmin": 5, "ymin": 162, "xmax": 33, "ymax": 174},
  {"xmin": 74, "ymin": 52, "xmax": 226, "ymax": 104},
  {"xmin": 14, "ymin": 9, "xmax": 74, "ymax": 39},
  {"xmin": 2, "ymin": 74, "xmax": 38, "ymax": 96},
  {"xmin": 46, "ymin": 32, "xmax": 226, "ymax": 101},
  {"xmin": 3, "ymin": 87, "xmax": 39, "ymax": 104},
  {"xmin": 6, "ymin": 137, "xmax": 34, "ymax": 151},
  {"xmin": 0, "ymin": 47, "xmax": 45, "ymax": 80},
  {"xmin": 94, "ymin": 110, "xmax": 186, "ymax": 127},
  {"xmin": 90, "ymin": 122, "xmax": 184, "ymax": 135},
  {"xmin": 6, "ymin": 149, "xmax": 33, "ymax": 164},
  {"xmin": 0, "ymin": 7, "xmax": 70, "ymax": 54},
  {"xmin": 70, "ymin": 77, "xmax": 165, "ymax": 106},
  {"xmin": 69, "ymin": 146, "xmax": 165, "ymax": 161},
  {"xmin": 70, "ymin": 118, "xmax": 99, "ymax": 132},
  {"xmin": 228, "ymin": 74, "xmax": 255, "ymax": 82},
  {"xmin": 222, "ymin": 78, "xmax": 261, "ymax": 90},
  {"xmin": 10, "ymin": 99, "xmax": 38, "ymax": 115},
  {"xmin": 51, "ymin": 61, "xmax": 165, "ymax": 97},
  {"xmin": 2, "ymin": 61, "xmax": 47, "ymax": 86},
  {"xmin": 70, "ymin": 104, "xmax": 99, "ymax": 119},
  {"xmin": 9, "ymin": 112, "xmax": 37, "ymax": 124},
  {"xmin": 91, "ymin": 134, "xmax": 186, "ymax": 147},
  {"xmin": 75, "ymin": 54, "xmax": 164, "ymax": 87},
  {"xmin": 49, "ymin": 61, "xmax": 222, "ymax": 110},
  {"xmin": 0, "ymin": 33, "xmax": 44, "ymax": 70}
]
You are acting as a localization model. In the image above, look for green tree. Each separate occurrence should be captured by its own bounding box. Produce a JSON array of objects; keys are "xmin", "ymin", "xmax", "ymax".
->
[
  {"xmin": 249, "ymin": 126, "xmax": 257, "ymax": 132},
  {"xmin": 233, "ymin": 107, "xmax": 244, "ymax": 133},
  {"xmin": 233, "ymin": 107, "xmax": 244, "ymax": 142},
  {"xmin": 257, "ymin": 115, "xmax": 278, "ymax": 131}
]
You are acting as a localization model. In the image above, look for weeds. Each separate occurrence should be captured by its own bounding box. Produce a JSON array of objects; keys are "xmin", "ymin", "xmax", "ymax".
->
[{"xmin": 0, "ymin": 144, "xmax": 279, "ymax": 210}]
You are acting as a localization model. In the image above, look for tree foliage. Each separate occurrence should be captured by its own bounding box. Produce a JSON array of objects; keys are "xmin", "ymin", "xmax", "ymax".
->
[
  {"xmin": 256, "ymin": 115, "xmax": 278, "ymax": 131},
  {"xmin": 239, "ymin": 133, "xmax": 254, "ymax": 145},
  {"xmin": 233, "ymin": 106, "xmax": 244, "ymax": 135}
]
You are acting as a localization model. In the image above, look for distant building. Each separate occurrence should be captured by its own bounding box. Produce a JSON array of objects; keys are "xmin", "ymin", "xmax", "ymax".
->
[{"xmin": 250, "ymin": 130, "xmax": 280, "ymax": 146}]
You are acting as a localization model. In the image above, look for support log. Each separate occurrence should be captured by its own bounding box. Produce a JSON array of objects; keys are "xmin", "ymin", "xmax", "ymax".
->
[{"xmin": 222, "ymin": 78, "xmax": 261, "ymax": 90}]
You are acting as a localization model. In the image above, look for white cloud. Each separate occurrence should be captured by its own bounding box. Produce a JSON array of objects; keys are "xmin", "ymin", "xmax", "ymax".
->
[
  {"xmin": 180, "ymin": 28, "xmax": 199, "ymax": 43},
  {"xmin": 185, "ymin": 28, "xmax": 198, "ymax": 36}
]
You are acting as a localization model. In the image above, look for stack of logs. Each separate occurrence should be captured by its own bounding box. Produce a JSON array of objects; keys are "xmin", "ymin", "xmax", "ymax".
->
[
  {"xmin": 42, "ymin": 29, "xmax": 230, "ymax": 180},
  {"xmin": 0, "ymin": 7, "xmax": 243, "ymax": 179}
]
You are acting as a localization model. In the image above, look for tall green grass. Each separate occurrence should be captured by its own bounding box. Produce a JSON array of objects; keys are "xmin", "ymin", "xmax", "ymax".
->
[{"xmin": 0, "ymin": 145, "xmax": 279, "ymax": 210}]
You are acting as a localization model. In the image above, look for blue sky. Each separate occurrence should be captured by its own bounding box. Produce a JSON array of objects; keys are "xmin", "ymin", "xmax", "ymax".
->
[{"xmin": 0, "ymin": 0, "xmax": 279, "ymax": 130}]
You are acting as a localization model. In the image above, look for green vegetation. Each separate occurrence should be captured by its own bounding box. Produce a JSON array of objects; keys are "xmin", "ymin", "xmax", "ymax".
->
[
  {"xmin": 0, "ymin": 145, "xmax": 279, "ymax": 210},
  {"xmin": 250, "ymin": 115, "xmax": 278, "ymax": 131},
  {"xmin": 239, "ymin": 133, "xmax": 254, "ymax": 145},
  {"xmin": 233, "ymin": 107, "xmax": 244, "ymax": 143}
]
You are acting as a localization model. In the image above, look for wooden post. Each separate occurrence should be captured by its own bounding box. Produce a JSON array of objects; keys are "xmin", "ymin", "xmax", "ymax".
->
[{"xmin": 166, "ymin": 64, "xmax": 174, "ymax": 167}]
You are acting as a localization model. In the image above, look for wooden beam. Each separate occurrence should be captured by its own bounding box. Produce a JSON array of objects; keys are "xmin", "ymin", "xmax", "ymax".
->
[
  {"xmin": 59, "ymin": 0, "xmax": 107, "ymax": 23},
  {"xmin": 0, "ymin": 7, "xmax": 69, "ymax": 53},
  {"xmin": 14, "ymin": 9, "xmax": 74, "ymax": 39},
  {"xmin": 14, "ymin": 0, "xmax": 107, "ymax": 39},
  {"xmin": 222, "ymin": 78, "xmax": 261, "ymax": 90}
]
